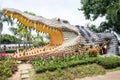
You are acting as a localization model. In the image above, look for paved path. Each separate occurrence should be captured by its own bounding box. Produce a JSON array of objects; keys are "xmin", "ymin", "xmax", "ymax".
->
[
  {"xmin": 75, "ymin": 71, "xmax": 120, "ymax": 80},
  {"xmin": 8, "ymin": 63, "xmax": 33, "ymax": 80}
]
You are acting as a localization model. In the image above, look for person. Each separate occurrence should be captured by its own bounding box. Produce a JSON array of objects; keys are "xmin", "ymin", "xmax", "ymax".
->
[
  {"xmin": 99, "ymin": 43, "xmax": 107, "ymax": 55},
  {"xmin": 103, "ymin": 44, "xmax": 107, "ymax": 54},
  {"xmin": 99, "ymin": 43, "xmax": 104, "ymax": 55},
  {"xmin": 3, "ymin": 45, "xmax": 6, "ymax": 51}
]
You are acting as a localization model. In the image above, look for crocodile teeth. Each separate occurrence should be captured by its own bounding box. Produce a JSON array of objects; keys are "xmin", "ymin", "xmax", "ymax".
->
[
  {"xmin": 16, "ymin": 20, "xmax": 19, "ymax": 24},
  {"xmin": 34, "ymin": 22, "xmax": 36, "ymax": 28},
  {"xmin": 43, "ymin": 25, "xmax": 45, "ymax": 29},
  {"xmin": 13, "ymin": 14, "xmax": 18, "ymax": 18},
  {"xmin": 2, "ymin": 8, "xmax": 64, "ymax": 47},
  {"xmin": 10, "ymin": 13, "xmax": 13, "ymax": 18},
  {"xmin": 20, "ymin": 17, "xmax": 23, "ymax": 20},
  {"xmin": 26, "ymin": 20, "xmax": 29, "ymax": 26},
  {"xmin": 4, "ymin": 10, "xmax": 8, "ymax": 14},
  {"xmin": 42, "ymin": 32, "xmax": 45, "ymax": 34}
]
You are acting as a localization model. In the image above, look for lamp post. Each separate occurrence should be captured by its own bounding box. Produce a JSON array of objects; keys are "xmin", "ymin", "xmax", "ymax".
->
[
  {"xmin": 0, "ymin": 10, "xmax": 4, "ymax": 50},
  {"xmin": 0, "ymin": 22, "xmax": 3, "ymax": 49}
]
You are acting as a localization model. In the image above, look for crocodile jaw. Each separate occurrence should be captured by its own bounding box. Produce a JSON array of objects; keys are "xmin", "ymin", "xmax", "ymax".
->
[{"xmin": 3, "ymin": 8, "xmax": 80, "ymax": 52}]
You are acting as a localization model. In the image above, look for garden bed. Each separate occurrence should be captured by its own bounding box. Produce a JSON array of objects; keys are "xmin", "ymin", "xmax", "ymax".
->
[
  {"xmin": 0, "ymin": 56, "xmax": 18, "ymax": 80},
  {"xmin": 30, "ymin": 52, "xmax": 120, "ymax": 73},
  {"xmin": 30, "ymin": 52, "xmax": 120, "ymax": 80},
  {"xmin": 32, "ymin": 64, "xmax": 106, "ymax": 80}
]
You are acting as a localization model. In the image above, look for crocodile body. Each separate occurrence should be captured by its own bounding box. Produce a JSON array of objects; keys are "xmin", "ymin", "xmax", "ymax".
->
[{"xmin": 2, "ymin": 8, "xmax": 119, "ymax": 60}]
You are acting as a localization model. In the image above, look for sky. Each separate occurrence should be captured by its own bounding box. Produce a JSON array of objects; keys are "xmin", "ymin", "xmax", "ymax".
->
[{"xmin": 0, "ymin": 0, "xmax": 105, "ymax": 35}]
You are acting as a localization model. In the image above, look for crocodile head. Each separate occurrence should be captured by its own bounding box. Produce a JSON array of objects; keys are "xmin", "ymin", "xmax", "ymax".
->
[{"xmin": 3, "ymin": 8, "xmax": 81, "ymax": 57}]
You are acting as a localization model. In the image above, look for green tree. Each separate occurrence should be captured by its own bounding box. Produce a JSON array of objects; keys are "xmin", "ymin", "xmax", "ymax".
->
[
  {"xmin": 32, "ymin": 33, "xmax": 48, "ymax": 47},
  {"xmin": 80, "ymin": 0, "xmax": 120, "ymax": 33},
  {"xmin": 0, "ymin": 10, "xmax": 13, "ymax": 48},
  {"xmin": 1, "ymin": 34, "xmax": 21, "ymax": 44},
  {"xmin": 24, "ymin": 11, "xmax": 36, "ymax": 47},
  {"xmin": 0, "ymin": 10, "xmax": 13, "ymax": 33},
  {"xmin": 9, "ymin": 11, "xmax": 36, "ymax": 48},
  {"xmin": 89, "ymin": 24, "xmax": 99, "ymax": 32},
  {"xmin": 9, "ymin": 24, "xmax": 29, "ymax": 48},
  {"xmin": 9, "ymin": 27, "xmax": 17, "ymax": 36}
]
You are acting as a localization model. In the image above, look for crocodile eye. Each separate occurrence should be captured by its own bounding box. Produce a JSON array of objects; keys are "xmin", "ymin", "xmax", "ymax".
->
[{"xmin": 56, "ymin": 17, "xmax": 60, "ymax": 22}]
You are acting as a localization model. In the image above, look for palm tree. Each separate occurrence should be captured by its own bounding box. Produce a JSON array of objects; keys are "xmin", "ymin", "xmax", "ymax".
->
[
  {"xmin": 0, "ymin": 10, "xmax": 13, "ymax": 49},
  {"xmin": 24, "ymin": 11, "xmax": 36, "ymax": 47},
  {"xmin": 9, "ymin": 27, "xmax": 17, "ymax": 35},
  {"xmin": 13, "ymin": 11, "xmax": 36, "ymax": 48},
  {"xmin": 27, "ymin": 28, "xmax": 32, "ymax": 47},
  {"xmin": 9, "ymin": 26, "xmax": 21, "ymax": 48},
  {"xmin": 9, "ymin": 24, "xmax": 29, "ymax": 48}
]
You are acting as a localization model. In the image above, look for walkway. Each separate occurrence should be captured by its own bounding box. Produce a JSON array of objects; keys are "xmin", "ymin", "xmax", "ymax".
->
[
  {"xmin": 8, "ymin": 63, "xmax": 34, "ymax": 80},
  {"xmin": 75, "ymin": 71, "xmax": 120, "ymax": 80}
]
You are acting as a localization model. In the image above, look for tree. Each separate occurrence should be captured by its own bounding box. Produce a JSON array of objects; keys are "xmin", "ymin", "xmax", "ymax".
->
[
  {"xmin": 24, "ymin": 11, "xmax": 36, "ymax": 47},
  {"xmin": 89, "ymin": 24, "xmax": 98, "ymax": 32},
  {"xmin": 0, "ymin": 10, "xmax": 13, "ymax": 33},
  {"xmin": 0, "ymin": 10, "xmax": 13, "ymax": 48},
  {"xmin": 80, "ymin": 0, "xmax": 120, "ymax": 33},
  {"xmin": 1, "ymin": 34, "xmax": 21, "ymax": 44},
  {"xmin": 9, "ymin": 27, "xmax": 17, "ymax": 36},
  {"xmin": 9, "ymin": 11, "xmax": 36, "ymax": 48},
  {"xmin": 32, "ymin": 33, "xmax": 48, "ymax": 47},
  {"xmin": 9, "ymin": 24, "xmax": 29, "ymax": 48}
]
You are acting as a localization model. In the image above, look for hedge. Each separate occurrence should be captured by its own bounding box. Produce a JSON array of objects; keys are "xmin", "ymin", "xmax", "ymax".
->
[{"xmin": 31, "ymin": 55, "xmax": 120, "ymax": 73}]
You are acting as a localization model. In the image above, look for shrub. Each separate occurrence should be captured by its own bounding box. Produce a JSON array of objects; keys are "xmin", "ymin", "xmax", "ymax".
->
[
  {"xmin": 96, "ymin": 57, "xmax": 120, "ymax": 69},
  {"xmin": 5, "ymin": 50, "xmax": 16, "ymax": 53},
  {"xmin": 35, "ymin": 66, "xmax": 48, "ymax": 73},
  {"xmin": 87, "ymin": 48, "xmax": 98, "ymax": 57},
  {"xmin": 0, "ymin": 56, "xmax": 18, "ymax": 78},
  {"xmin": 31, "ymin": 52, "xmax": 120, "ymax": 73},
  {"xmin": 3, "ymin": 68, "xmax": 12, "ymax": 77},
  {"xmin": 0, "ymin": 76, "xmax": 7, "ymax": 80},
  {"xmin": 31, "ymin": 55, "xmax": 97, "ymax": 73},
  {"xmin": 18, "ymin": 48, "xmax": 24, "ymax": 51}
]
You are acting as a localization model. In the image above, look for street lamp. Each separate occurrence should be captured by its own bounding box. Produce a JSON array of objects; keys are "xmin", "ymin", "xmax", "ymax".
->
[
  {"xmin": 0, "ymin": 10, "xmax": 4, "ymax": 49},
  {"xmin": 0, "ymin": 22, "xmax": 3, "ymax": 50}
]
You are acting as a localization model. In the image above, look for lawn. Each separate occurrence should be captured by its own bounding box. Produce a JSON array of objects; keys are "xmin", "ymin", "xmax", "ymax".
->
[
  {"xmin": 32, "ymin": 64, "xmax": 106, "ymax": 80},
  {"xmin": 30, "ymin": 52, "xmax": 120, "ymax": 80}
]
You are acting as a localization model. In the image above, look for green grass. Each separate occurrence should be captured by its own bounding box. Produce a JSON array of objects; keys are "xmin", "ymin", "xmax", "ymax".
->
[
  {"xmin": 31, "ymin": 54, "xmax": 120, "ymax": 80},
  {"xmin": 32, "ymin": 64, "xmax": 106, "ymax": 80},
  {"xmin": 107, "ymin": 67, "xmax": 120, "ymax": 72}
]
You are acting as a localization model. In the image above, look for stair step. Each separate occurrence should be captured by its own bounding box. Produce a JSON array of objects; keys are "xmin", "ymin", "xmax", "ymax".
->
[
  {"xmin": 21, "ymin": 69, "xmax": 29, "ymax": 75},
  {"xmin": 22, "ymin": 78, "xmax": 30, "ymax": 80},
  {"xmin": 21, "ymin": 74, "xmax": 30, "ymax": 79}
]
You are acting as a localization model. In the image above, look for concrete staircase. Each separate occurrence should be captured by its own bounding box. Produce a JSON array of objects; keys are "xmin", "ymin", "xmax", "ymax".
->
[
  {"xmin": 107, "ymin": 38, "xmax": 118, "ymax": 56},
  {"xmin": 97, "ymin": 33, "xmax": 119, "ymax": 56},
  {"xmin": 8, "ymin": 64, "xmax": 33, "ymax": 80},
  {"xmin": 84, "ymin": 27, "xmax": 99, "ymax": 42},
  {"xmin": 76, "ymin": 25, "xmax": 119, "ymax": 56},
  {"xmin": 77, "ymin": 26, "xmax": 99, "ymax": 43},
  {"xmin": 20, "ymin": 69, "xmax": 30, "ymax": 80}
]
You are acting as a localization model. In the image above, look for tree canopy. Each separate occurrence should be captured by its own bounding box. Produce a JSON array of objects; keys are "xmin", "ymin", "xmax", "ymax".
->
[
  {"xmin": 80, "ymin": 0, "xmax": 120, "ymax": 33},
  {"xmin": 1, "ymin": 34, "xmax": 21, "ymax": 44}
]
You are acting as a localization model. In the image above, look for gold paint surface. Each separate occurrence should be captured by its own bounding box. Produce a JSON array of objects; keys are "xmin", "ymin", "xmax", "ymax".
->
[{"xmin": 3, "ymin": 9, "xmax": 64, "ymax": 46}]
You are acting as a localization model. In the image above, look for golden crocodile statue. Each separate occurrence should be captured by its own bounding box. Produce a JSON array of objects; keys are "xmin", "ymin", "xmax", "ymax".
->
[{"xmin": 2, "ymin": 8, "xmax": 119, "ymax": 60}]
